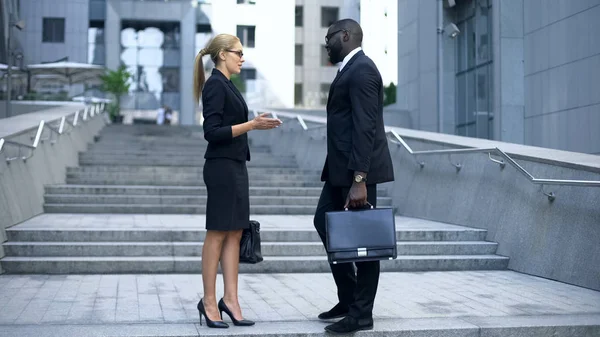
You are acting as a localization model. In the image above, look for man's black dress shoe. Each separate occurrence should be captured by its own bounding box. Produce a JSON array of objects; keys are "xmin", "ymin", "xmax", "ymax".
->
[
  {"xmin": 324, "ymin": 316, "xmax": 373, "ymax": 334},
  {"xmin": 317, "ymin": 303, "xmax": 349, "ymax": 320}
]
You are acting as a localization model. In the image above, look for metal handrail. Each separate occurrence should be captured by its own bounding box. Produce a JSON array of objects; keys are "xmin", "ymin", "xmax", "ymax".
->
[
  {"xmin": 262, "ymin": 110, "xmax": 600, "ymax": 201},
  {"xmin": 0, "ymin": 103, "xmax": 105, "ymax": 163}
]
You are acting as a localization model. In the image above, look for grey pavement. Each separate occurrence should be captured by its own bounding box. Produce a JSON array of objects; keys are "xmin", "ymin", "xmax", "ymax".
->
[{"xmin": 0, "ymin": 271, "xmax": 599, "ymax": 336}]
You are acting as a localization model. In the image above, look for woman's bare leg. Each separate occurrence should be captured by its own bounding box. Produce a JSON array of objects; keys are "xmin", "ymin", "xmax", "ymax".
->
[
  {"xmin": 220, "ymin": 229, "xmax": 245, "ymax": 320},
  {"xmin": 202, "ymin": 230, "xmax": 228, "ymax": 321}
]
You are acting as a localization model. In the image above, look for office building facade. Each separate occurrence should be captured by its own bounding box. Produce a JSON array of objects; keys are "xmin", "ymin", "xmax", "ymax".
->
[{"xmin": 396, "ymin": 0, "xmax": 600, "ymax": 154}]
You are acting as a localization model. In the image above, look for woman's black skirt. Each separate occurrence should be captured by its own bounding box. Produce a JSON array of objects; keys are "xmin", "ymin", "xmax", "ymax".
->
[{"xmin": 203, "ymin": 158, "xmax": 250, "ymax": 231}]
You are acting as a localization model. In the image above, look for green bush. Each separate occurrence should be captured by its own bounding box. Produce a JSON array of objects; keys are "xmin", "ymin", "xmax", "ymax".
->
[{"xmin": 384, "ymin": 82, "xmax": 396, "ymax": 106}]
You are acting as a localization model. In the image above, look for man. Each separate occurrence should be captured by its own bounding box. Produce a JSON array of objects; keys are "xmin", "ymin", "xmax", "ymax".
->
[{"xmin": 313, "ymin": 19, "xmax": 394, "ymax": 334}]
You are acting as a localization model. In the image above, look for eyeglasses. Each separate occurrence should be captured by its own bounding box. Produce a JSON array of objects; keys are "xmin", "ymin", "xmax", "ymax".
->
[
  {"xmin": 325, "ymin": 29, "xmax": 346, "ymax": 44},
  {"xmin": 226, "ymin": 50, "xmax": 244, "ymax": 58}
]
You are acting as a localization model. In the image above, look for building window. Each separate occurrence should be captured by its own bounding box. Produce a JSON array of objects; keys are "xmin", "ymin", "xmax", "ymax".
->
[
  {"xmin": 320, "ymin": 83, "xmax": 330, "ymax": 105},
  {"xmin": 120, "ymin": 20, "xmax": 181, "ymax": 110},
  {"xmin": 295, "ymin": 6, "xmax": 303, "ymax": 27},
  {"xmin": 160, "ymin": 67, "xmax": 180, "ymax": 93},
  {"xmin": 295, "ymin": 83, "xmax": 303, "ymax": 105},
  {"xmin": 321, "ymin": 45, "xmax": 334, "ymax": 66},
  {"xmin": 321, "ymin": 7, "xmax": 339, "ymax": 28},
  {"xmin": 455, "ymin": 0, "xmax": 493, "ymax": 140},
  {"xmin": 295, "ymin": 44, "xmax": 303, "ymax": 66},
  {"xmin": 88, "ymin": 20, "xmax": 105, "ymax": 65},
  {"xmin": 237, "ymin": 25, "xmax": 256, "ymax": 48},
  {"xmin": 43, "ymin": 18, "xmax": 65, "ymax": 43},
  {"xmin": 240, "ymin": 68, "xmax": 257, "ymax": 81}
]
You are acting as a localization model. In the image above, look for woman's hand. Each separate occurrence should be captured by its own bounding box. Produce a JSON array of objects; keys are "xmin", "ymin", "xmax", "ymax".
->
[{"xmin": 252, "ymin": 113, "xmax": 282, "ymax": 130}]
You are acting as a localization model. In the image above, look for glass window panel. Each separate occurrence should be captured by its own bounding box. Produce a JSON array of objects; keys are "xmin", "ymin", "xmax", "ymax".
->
[
  {"xmin": 295, "ymin": 83, "xmax": 303, "ymax": 105},
  {"xmin": 295, "ymin": 44, "xmax": 303, "ymax": 66},
  {"xmin": 457, "ymin": 22, "xmax": 467, "ymax": 72},
  {"xmin": 466, "ymin": 71, "xmax": 476, "ymax": 124},
  {"xmin": 456, "ymin": 73, "xmax": 467, "ymax": 125},
  {"xmin": 488, "ymin": 63, "xmax": 494, "ymax": 139},
  {"xmin": 120, "ymin": 47, "xmax": 138, "ymax": 66},
  {"xmin": 295, "ymin": 6, "xmax": 303, "ymax": 27},
  {"xmin": 466, "ymin": 18, "xmax": 476, "ymax": 69},
  {"xmin": 476, "ymin": 4, "xmax": 489, "ymax": 64},
  {"xmin": 138, "ymin": 28, "xmax": 163, "ymax": 48},
  {"xmin": 138, "ymin": 48, "xmax": 163, "ymax": 67},
  {"xmin": 320, "ymin": 83, "xmax": 330, "ymax": 105},
  {"xmin": 241, "ymin": 68, "xmax": 257, "ymax": 81},
  {"xmin": 160, "ymin": 67, "xmax": 180, "ymax": 93},
  {"xmin": 121, "ymin": 28, "xmax": 138, "ymax": 48},
  {"xmin": 321, "ymin": 7, "xmax": 339, "ymax": 27},
  {"xmin": 476, "ymin": 66, "xmax": 490, "ymax": 139}
]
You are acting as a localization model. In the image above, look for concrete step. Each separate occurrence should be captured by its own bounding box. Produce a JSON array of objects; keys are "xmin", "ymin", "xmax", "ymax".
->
[
  {"xmin": 66, "ymin": 172, "xmax": 318, "ymax": 179},
  {"xmin": 79, "ymin": 152, "xmax": 293, "ymax": 162},
  {"xmin": 83, "ymin": 148, "xmax": 272, "ymax": 156},
  {"xmin": 64, "ymin": 177, "xmax": 324, "ymax": 187},
  {"xmin": 43, "ymin": 204, "xmax": 319, "ymax": 214},
  {"xmin": 6, "ymin": 228, "xmax": 488, "ymax": 243},
  {"xmin": 78, "ymin": 157, "xmax": 298, "ymax": 167},
  {"xmin": 67, "ymin": 166, "xmax": 321, "ymax": 175},
  {"xmin": 43, "ymin": 194, "xmax": 393, "ymax": 206},
  {"xmin": 0, "ymin": 255, "xmax": 509, "ymax": 273},
  {"xmin": 44, "ymin": 185, "xmax": 325, "ymax": 196},
  {"xmin": 3, "ymin": 241, "xmax": 498, "ymax": 257}
]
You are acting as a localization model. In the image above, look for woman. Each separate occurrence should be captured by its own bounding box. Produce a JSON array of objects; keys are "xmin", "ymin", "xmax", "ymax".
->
[{"xmin": 193, "ymin": 34, "xmax": 281, "ymax": 329}]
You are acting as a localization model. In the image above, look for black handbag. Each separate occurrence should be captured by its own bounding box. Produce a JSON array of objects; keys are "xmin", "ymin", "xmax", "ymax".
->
[
  {"xmin": 325, "ymin": 204, "xmax": 396, "ymax": 264},
  {"xmin": 239, "ymin": 220, "xmax": 263, "ymax": 264}
]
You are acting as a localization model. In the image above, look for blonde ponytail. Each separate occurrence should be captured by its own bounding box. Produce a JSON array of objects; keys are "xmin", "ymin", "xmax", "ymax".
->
[
  {"xmin": 192, "ymin": 34, "xmax": 241, "ymax": 103},
  {"xmin": 193, "ymin": 51, "xmax": 206, "ymax": 103}
]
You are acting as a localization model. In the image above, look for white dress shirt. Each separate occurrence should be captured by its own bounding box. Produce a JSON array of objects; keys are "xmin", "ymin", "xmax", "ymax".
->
[{"xmin": 338, "ymin": 47, "xmax": 362, "ymax": 72}]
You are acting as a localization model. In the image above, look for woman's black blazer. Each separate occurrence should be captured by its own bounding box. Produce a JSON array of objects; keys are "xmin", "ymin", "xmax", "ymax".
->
[{"xmin": 201, "ymin": 68, "xmax": 251, "ymax": 161}]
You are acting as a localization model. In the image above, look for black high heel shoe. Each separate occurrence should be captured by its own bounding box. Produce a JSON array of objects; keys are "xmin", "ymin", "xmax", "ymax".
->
[
  {"xmin": 218, "ymin": 298, "xmax": 255, "ymax": 326},
  {"xmin": 197, "ymin": 299, "xmax": 229, "ymax": 328}
]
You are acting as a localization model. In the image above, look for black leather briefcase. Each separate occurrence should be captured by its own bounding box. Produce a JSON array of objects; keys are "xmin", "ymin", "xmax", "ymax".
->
[{"xmin": 325, "ymin": 206, "xmax": 397, "ymax": 264}]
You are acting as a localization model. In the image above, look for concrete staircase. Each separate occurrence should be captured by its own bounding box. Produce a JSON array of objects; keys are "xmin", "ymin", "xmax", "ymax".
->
[
  {"xmin": 43, "ymin": 125, "xmax": 392, "ymax": 214},
  {"xmin": 1, "ymin": 215, "xmax": 508, "ymax": 274},
  {"xmin": 0, "ymin": 125, "xmax": 509, "ymax": 274}
]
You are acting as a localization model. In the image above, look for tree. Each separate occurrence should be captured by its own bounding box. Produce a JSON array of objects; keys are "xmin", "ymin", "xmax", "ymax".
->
[
  {"xmin": 100, "ymin": 65, "xmax": 132, "ymax": 122},
  {"xmin": 230, "ymin": 73, "xmax": 246, "ymax": 93},
  {"xmin": 383, "ymin": 82, "xmax": 396, "ymax": 106}
]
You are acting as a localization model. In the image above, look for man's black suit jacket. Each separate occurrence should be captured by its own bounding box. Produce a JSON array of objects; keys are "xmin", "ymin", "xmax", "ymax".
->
[
  {"xmin": 321, "ymin": 50, "xmax": 394, "ymax": 187},
  {"xmin": 202, "ymin": 68, "xmax": 251, "ymax": 162}
]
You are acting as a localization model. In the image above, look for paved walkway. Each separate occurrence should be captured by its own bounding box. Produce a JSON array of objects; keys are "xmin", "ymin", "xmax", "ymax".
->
[{"xmin": 0, "ymin": 271, "xmax": 599, "ymax": 336}]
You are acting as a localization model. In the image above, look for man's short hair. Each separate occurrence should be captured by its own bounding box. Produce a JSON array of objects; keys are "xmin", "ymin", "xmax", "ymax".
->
[{"xmin": 332, "ymin": 19, "xmax": 363, "ymax": 44}]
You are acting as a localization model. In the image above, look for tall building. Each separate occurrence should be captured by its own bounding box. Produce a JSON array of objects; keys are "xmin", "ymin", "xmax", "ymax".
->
[
  {"xmin": 359, "ymin": 0, "xmax": 398, "ymax": 88},
  {"xmin": 12, "ymin": 0, "xmax": 295, "ymax": 125},
  {"xmin": 293, "ymin": 0, "xmax": 360, "ymax": 108},
  {"xmin": 396, "ymin": 0, "xmax": 600, "ymax": 154}
]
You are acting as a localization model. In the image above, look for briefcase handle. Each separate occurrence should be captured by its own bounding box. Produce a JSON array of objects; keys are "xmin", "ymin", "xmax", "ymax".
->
[{"xmin": 344, "ymin": 202, "xmax": 374, "ymax": 211}]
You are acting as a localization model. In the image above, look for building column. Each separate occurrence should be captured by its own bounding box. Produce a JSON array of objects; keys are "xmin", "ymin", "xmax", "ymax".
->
[
  {"xmin": 105, "ymin": 0, "xmax": 121, "ymax": 71},
  {"xmin": 493, "ymin": 0, "xmax": 525, "ymax": 143},
  {"xmin": 179, "ymin": 5, "xmax": 196, "ymax": 125}
]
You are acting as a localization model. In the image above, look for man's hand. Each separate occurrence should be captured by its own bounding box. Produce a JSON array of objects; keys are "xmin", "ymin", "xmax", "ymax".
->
[{"xmin": 344, "ymin": 182, "xmax": 367, "ymax": 209}]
